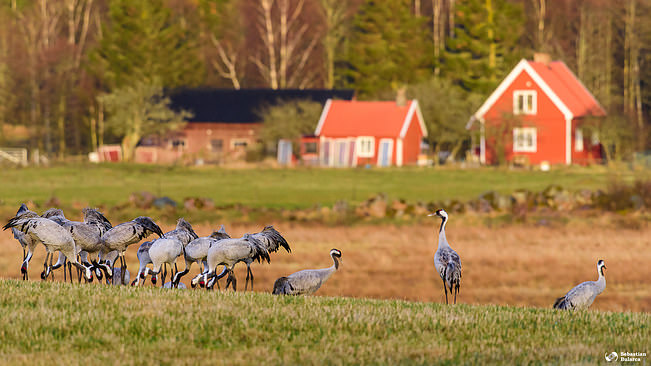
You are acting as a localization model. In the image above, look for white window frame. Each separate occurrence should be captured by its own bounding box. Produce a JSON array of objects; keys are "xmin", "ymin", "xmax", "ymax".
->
[
  {"xmin": 356, "ymin": 136, "xmax": 375, "ymax": 158},
  {"xmin": 574, "ymin": 128, "xmax": 584, "ymax": 152},
  {"xmin": 513, "ymin": 90, "xmax": 537, "ymax": 115},
  {"xmin": 513, "ymin": 127, "xmax": 537, "ymax": 153}
]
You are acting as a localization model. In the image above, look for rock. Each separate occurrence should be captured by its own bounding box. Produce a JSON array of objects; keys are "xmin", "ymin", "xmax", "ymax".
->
[{"xmin": 153, "ymin": 196, "xmax": 177, "ymax": 209}]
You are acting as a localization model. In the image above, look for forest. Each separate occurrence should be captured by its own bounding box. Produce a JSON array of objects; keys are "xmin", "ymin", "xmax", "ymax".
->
[{"xmin": 0, "ymin": 0, "xmax": 648, "ymax": 162}]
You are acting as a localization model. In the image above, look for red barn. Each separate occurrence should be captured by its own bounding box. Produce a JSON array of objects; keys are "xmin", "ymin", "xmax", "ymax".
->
[
  {"xmin": 468, "ymin": 54, "xmax": 606, "ymax": 166},
  {"xmin": 313, "ymin": 99, "xmax": 427, "ymax": 167}
]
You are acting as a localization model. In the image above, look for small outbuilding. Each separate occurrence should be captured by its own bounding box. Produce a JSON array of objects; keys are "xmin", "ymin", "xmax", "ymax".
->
[
  {"xmin": 467, "ymin": 53, "xmax": 606, "ymax": 166},
  {"xmin": 311, "ymin": 99, "xmax": 427, "ymax": 167}
]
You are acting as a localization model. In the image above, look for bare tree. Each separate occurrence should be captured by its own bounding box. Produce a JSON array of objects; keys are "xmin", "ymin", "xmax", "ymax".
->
[
  {"xmin": 251, "ymin": 0, "xmax": 319, "ymax": 89},
  {"xmin": 319, "ymin": 0, "xmax": 349, "ymax": 88}
]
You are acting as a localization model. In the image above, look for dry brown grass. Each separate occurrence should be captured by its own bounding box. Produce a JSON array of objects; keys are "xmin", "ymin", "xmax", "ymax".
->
[{"xmin": 1, "ymin": 219, "xmax": 650, "ymax": 312}]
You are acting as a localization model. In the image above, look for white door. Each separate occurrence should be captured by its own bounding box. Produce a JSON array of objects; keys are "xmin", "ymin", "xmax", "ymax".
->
[{"xmin": 333, "ymin": 139, "xmax": 349, "ymax": 167}]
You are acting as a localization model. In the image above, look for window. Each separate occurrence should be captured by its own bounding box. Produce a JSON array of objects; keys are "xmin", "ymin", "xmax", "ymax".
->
[
  {"xmin": 210, "ymin": 139, "xmax": 223, "ymax": 152},
  {"xmin": 513, "ymin": 127, "xmax": 537, "ymax": 152},
  {"xmin": 230, "ymin": 139, "xmax": 249, "ymax": 149},
  {"xmin": 170, "ymin": 139, "xmax": 186, "ymax": 149},
  {"xmin": 303, "ymin": 142, "xmax": 317, "ymax": 154},
  {"xmin": 513, "ymin": 90, "xmax": 537, "ymax": 115},
  {"xmin": 574, "ymin": 129, "xmax": 584, "ymax": 152},
  {"xmin": 356, "ymin": 136, "xmax": 375, "ymax": 158}
]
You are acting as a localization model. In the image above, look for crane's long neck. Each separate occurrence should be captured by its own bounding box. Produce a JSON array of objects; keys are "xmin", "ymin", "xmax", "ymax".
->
[
  {"xmin": 595, "ymin": 266, "xmax": 606, "ymax": 290},
  {"xmin": 331, "ymin": 254, "xmax": 340, "ymax": 270},
  {"xmin": 437, "ymin": 217, "xmax": 450, "ymax": 249}
]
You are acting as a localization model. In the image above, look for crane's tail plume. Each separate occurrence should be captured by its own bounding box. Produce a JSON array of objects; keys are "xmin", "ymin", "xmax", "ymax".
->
[
  {"xmin": 245, "ymin": 234, "xmax": 271, "ymax": 264},
  {"xmin": 210, "ymin": 225, "xmax": 231, "ymax": 240},
  {"xmin": 553, "ymin": 296, "xmax": 570, "ymax": 309},
  {"xmin": 259, "ymin": 226, "xmax": 291, "ymax": 253}
]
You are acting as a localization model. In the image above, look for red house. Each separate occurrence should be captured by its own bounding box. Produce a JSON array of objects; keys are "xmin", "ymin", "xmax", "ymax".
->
[
  {"xmin": 468, "ymin": 54, "xmax": 606, "ymax": 166},
  {"xmin": 313, "ymin": 99, "xmax": 427, "ymax": 167}
]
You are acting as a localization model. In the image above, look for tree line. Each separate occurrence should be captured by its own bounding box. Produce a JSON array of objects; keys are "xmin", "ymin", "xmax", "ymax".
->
[{"xmin": 0, "ymin": 0, "xmax": 648, "ymax": 163}]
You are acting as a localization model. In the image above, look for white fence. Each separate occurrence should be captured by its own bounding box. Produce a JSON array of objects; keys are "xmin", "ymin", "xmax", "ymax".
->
[{"xmin": 0, "ymin": 148, "xmax": 28, "ymax": 165}]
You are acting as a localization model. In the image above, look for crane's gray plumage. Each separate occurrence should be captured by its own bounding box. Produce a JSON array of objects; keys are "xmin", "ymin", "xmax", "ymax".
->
[
  {"xmin": 173, "ymin": 225, "xmax": 231, "ymax": 287},
  {"xmin": 11, "ymin": 204, "xmax": 37, "ymax": 280},
  {"xmin": 430, "ymin": 209, "xmax": 462, "ymax": 305},
  {"xmin": 130, "ymin": 240, "xmax": 154, "ymax": 286},
  {"xmin": 3, "ymin": 211, "xmax": 92, "ymax": 281},
  {"xmin": 96, "ymin": 216, "xmax": 163, "ymax": 283},
  {"xmin": 194, "ymin": 234, "xmax": 270, "ymax": 291},
  {"xmin": 553, "ymin": 260, "xmax": 607, "ymax": 310},
  {"xmin": 272, "ymin": 249, "xmax": 342, "ymax": 296},
  {"xmin": 143, "ymin": 218, "xmax": 198, "ymax": 287}
]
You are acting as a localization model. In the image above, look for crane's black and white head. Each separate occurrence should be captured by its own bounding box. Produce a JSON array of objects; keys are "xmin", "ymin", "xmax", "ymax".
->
[
  {"xmin": 330, "ymin": 248, "xmax": 342, "ymax": 259},
  {"xmin": 428, "ymin": 209, "xmax": 448, "ymax": 220},
  {"xmin": 134, "ymin": 216, "xmax": 164, "ymax": 238},
  {"xmin": 597, "ymin": 259, "xmax": 606, "ymax": 276}
]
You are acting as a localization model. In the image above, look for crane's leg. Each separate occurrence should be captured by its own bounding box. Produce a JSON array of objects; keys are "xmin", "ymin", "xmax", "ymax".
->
[
  {"xmin": 441, "ymin": 277, "xmax": 448, "ymax": 305},
  {"xmin": 244, "ymin": 266, "xmax": 250, "ymax": 291},
  {"xmin": 68, "ymin": 262, "xmax": 73, "ymax": 284},
  {"xmin": 231, "ymin": 270, "xmax": 237, "ymax": 292},
  {"xmin": 49, "ymin": 253, "xmax": 55, "ymax": 281},
  {"xmin": 64, "ymin": 259, "xmax": 67, "ymax": 283},
  {"xmin": 41, "ymin": 252, "xmax": 50, "ymax": 280},
  {"xmin": 120, "ymin": 255, "xmax": 127, "ymax": 285},
  {"xmin": 22, "ymin": 248, "xmax": 26, "ymax": 280},
  {"xmin": 162, "ymin": 263, "xmax": 167, "ymax": 286}
]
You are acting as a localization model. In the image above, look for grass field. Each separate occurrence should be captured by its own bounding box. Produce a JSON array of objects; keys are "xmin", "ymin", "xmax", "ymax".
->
[
  {"xmin": 0, "ymin": 279, "xmax": 649, "ymax": 365},
  {"xmin": 1, "ymin": 165, "xmax": 649, "ymax": 364},
  {"xmin": 0, "ymin": 163, "xmax": 645, "ymax": 209}
]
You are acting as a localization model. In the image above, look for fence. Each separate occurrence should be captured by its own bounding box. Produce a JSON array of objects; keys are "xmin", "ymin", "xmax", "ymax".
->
[{"xmin": 0, "ymin": 148, "xmax": 28, "ymax": 165}]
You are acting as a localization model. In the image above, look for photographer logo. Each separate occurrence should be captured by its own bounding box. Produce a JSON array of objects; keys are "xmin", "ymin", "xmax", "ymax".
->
[{"xmin": 605, "ymin": 352, "xmax": 618, "ymax": 362}]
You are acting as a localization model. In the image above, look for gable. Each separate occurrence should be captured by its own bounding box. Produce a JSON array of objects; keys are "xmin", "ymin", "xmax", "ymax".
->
[{"xmin": 470, "ymin": 58, "xmax": 606, "ymax": 128}]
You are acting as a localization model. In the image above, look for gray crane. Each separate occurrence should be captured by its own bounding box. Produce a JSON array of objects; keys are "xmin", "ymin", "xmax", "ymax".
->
[
  {"xmin": 95, "ymin": 216, "xmax": 164, "ymax": 284},
  {"xmin": 272, "ymin": 248, "xmax": 342, "ymax": 296},
  {"xmin": 3, "ymin": 211, "xmax": 92, "ymax": 281},
  {"xmin": 430, "ymin": 209, "xmax": 462, "ymax": 305},
  {"xmin": 41, "ymin": 207, "xmax": 112, "ymax": 283},
  {"xmin": 130, "ymin": 240, "xmax": 154, "ymax": 286},
  {"xmin": 142, "ymin": 218, "xmax": 199, "ymax": 286},
  {"xmin": 172, "ymin": 225, "xmax": 231, "ymax": 288},
  {"xmin": 239, "ymin": 226, "xmax": 291, "ymax": 290},
  {"xmin": 11, "ymin": 204, "xmax": 37, "ymax": 280},
  {"xmin": 194, "ymin": 234, "xmax": 270, "ymax": 291},
  {"xmin": 553, "ymin": 259, "xmax": 607, "ymax": 310}
]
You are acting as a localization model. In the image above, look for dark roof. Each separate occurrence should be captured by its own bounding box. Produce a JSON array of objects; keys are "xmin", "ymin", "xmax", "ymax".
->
[{"xmin": 169, "ymin": 88, "xmax": 355, "ymax": 123}]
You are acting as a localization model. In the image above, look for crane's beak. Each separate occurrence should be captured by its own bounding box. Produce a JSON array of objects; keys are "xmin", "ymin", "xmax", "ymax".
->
[{"xmin": 427, "ymin": 213, "xmax": 436, "ymax": 217}]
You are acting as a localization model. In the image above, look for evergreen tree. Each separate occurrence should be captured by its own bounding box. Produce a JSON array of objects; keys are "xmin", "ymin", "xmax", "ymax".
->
[
  {"xmin": 348, "ymin": 0, "xmax": 431, "ymax": 97},
  {"xmin": 444, "ymin": 0, "xmax": 524, "ymax": 95},
  {"xmin": 91, "ymin": 0, "xmax": 203, "ymax": 89}
]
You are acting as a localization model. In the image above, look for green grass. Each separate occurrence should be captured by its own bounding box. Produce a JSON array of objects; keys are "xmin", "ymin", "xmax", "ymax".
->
[
  {"xmin": 0, "ymin": 163, "xmax": 645, "ymax": 209},
  {"xmin": 0, "ymin": 280, "xmax": 648, "ymax": 365}
]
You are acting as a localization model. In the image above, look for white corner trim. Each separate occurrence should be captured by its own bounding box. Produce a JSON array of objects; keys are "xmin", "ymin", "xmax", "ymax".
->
[
  {"xmin": 396, "ymin": 138, "xmax": 403, "ymax": 167},
  {"xmin": 314, "ymin": 99, "xmax": 333, "ymax": 136},
  {"xmin": 480, "ymin": 120, "xmax": 486, "ymax": 164},
  {"xmin": 472, "ymin": 59, "xmax": 574, "ymax": 122},
  {"xmin": 565, "ymin": 117, "xmax": 572, "ymax": 165},
  {"xmin": 399, "ymin": 100, "xmax": 428, "ymax": 138}
]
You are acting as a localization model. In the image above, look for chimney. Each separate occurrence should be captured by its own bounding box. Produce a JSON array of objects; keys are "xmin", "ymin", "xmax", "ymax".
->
[
  {"xmin": 533, "ymin": 52, "xmax": 551, "ymax": 66},
  {"xmin": 396, "ymin": 87, "xmax": 407, "ymax": 107}
]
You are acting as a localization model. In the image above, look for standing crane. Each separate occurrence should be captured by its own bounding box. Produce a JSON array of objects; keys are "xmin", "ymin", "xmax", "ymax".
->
[
  {"xmin": 430, "ymin": 209, "xmax": 462, "ymax": 304},
  {"xmin": 172, "ymin": 225, "xmax": 231, "ymax": 288}
]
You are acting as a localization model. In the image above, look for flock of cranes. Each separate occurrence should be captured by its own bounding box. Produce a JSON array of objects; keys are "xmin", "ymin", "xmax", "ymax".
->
[
  {"xmin": 3, "ymin": 204, "xmax": 341, "ymax": 295},
  {"xmin": 4, "ymin": 204, "xmax": 606, "ymax": 309}
]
